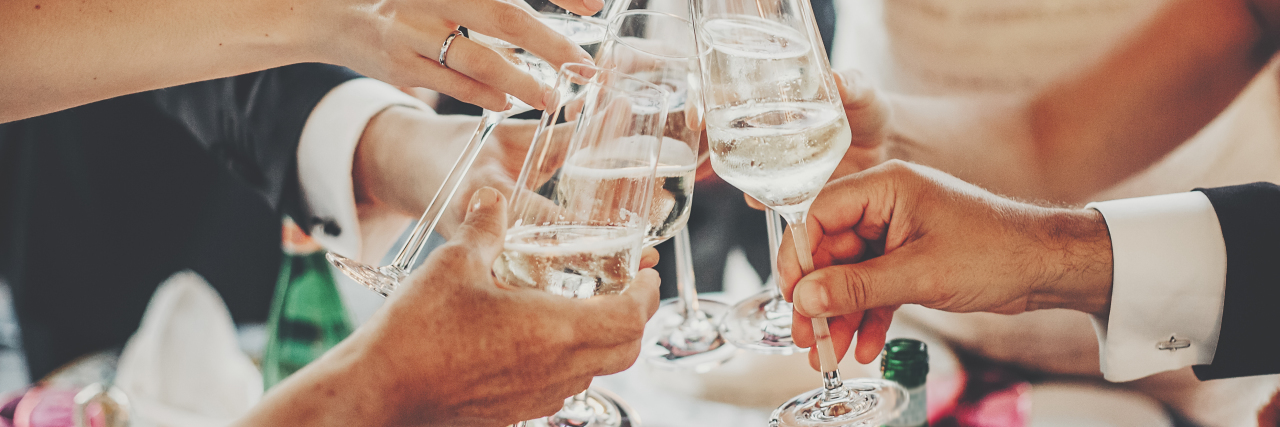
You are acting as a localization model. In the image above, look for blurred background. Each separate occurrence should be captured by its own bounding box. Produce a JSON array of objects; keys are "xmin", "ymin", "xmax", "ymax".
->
[{"xmin": 2, "ymin": 0, "xmax": 1279, "ymax": 426}]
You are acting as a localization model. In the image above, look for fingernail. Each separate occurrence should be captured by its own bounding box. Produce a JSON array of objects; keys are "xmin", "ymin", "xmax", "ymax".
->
[
  {"xmin": 584, "ymin": 0, "xmax": 604, "ymax": 12},
  {"xmin": 469, "ymin": 187, "xmax": 500, "ymax": 214},
  {"xmin": 794, "ymin": 281, "xmax": 828, "ymax": 317}
]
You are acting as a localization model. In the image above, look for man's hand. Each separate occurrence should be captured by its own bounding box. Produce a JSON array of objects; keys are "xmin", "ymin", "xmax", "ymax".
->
[
  {"xmin": 238, "ymin": 187, "xmax": 661, "ymax": 427},
  {"xmin": 777, "ymin": 161, "xmax": 1114, "ymax": 370},
  {"xmin": 354, "ymin": 107, "xmax": 537, "ymax": 241}
]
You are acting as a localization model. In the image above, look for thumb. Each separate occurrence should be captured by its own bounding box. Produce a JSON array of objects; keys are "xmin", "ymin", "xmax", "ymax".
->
[
  {"xmin": 792, "ymin": 256, "xmax": 907, "ymax": 318},
  {"xmin": 451, "ymin": 187, "xmax": 509, "ymax": 262}
]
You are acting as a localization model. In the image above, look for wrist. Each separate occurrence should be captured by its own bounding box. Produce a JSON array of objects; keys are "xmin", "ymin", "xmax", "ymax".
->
[
  {"xmin": 1025, "ymin": 208, "xmax": 1114, "ymax": 317},
  {"xmin": 354, "ymin": 108, "xmax": 483, "ymax": 217},
  {"xmin": 220, "ymin": 0, "xmax": 323, "ymax": 65}
]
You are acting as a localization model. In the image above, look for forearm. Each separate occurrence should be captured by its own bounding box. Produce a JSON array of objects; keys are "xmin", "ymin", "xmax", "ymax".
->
[{"xmin": 0, "ymin": 0, "xmax": 321, "ymax": 123}]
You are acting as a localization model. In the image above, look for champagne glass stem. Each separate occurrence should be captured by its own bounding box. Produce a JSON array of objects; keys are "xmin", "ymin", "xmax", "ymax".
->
[
  {"xmin": 783, "ymin": 214, "xmax": 843, "ymax": 388},
  {"xmin": 389, "ymin": 109, "xmax": 512, "ymax": 274},
  {"xmin": 674, "ymin": 227, "xmax": 701, "ymax": 317},
  {"xmin": 766, "ymin": 208, "xmax": 784, "ymax": 300}
]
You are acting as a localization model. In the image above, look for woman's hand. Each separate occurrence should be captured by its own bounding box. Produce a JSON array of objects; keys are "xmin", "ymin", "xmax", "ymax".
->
[{"xmin": 306, "ymin": 0, "xmax": 603, "ymax": 111}]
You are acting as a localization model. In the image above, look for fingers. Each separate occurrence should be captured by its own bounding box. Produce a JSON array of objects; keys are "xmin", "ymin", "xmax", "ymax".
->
[
  {"xmin": 743, "ymin": 193, "xmax": 767, "ymax": 210},
  {"xmin": 449, "ymin": 187, "xmax": 510, "ymax": 262},
  {"xmin": 398, "ymin": 61, "xmax": 511, "ymax": 112},
  {"xmin": 791, "ymin": 257, "xmax": 907, "ymax": 318},
  {"xmin": 807, "ymin": 313, "xmax": 859, "ymax": 371},
  {"xmin": 548, "ymin": 0, "xmax": 605, "ymax": 16},
  {"xmin": 852, "ymin": 306, "xmax": 896, "ymax": 364},
  {"xmin": 630, "ymin": 268, "xmax": 663, "ymax": 319},
  {"xmin": 573, "ymin": 268, "xmax": 661, "ymax": 347},
  {"xmin": 571, "ymin": 268, "xmax": 660, "ymax": 374},
  {"xmin": 438, "ymin": 37, "xmax": 549, "ymax": 109},
  {"xmin": 639, "ymin": 247, "xmax": 660, "ymax": 269},
  {"xmin": 439, "ymin": 1, "xmax": 594, "ymax": 73}
]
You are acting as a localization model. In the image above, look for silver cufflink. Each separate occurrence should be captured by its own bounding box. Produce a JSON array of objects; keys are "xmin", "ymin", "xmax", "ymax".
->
[{"xmin": 1156, "ymin": 335, "xmax": 1191, "ymax": 351}]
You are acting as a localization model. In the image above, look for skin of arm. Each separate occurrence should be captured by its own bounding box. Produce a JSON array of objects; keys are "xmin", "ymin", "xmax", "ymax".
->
[
  {"xmin": 868, "ymin": 0, "xmax": 1280, "ymax": 205},
  {"xmin": 0, "ymin": 0, "xmax": 603, "ymax": 122}
]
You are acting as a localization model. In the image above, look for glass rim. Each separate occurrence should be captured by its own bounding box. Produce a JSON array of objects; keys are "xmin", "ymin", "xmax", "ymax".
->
[
  {"xmin": 557, "ymin": 62, "xmax": 672, "ymax": 101},
  {"xmin": 605, "ymin": 10, "xmax": 697, "ymax": 60}
]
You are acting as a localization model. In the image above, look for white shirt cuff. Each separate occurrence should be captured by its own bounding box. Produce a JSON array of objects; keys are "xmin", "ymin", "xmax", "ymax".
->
[
  {"xmin": 296, "ymin": 78, "xmax": 431, "ymax": 260},
  {"xmin": 1086, "ymin": 192, "xmax": 1227, "ymax": 382}
]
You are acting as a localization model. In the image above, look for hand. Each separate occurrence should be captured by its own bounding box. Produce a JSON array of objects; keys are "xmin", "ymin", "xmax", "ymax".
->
[
  {"xmin": 238, "ymin": 188, "xmax": 662, "ymax": 427},
  {"xmin": 353, "ymin": 107, "xmax": 539, "ymax": 240},
  {"xmin": 831, "ymin": 69, "xmax": 892, "ymax": 179},
  {"xmin": 777, "ymin": 161, "xmax": 1113, "ymax": 370},
  {"xmin": 306, "ymin": 0, "xmax": 602, "ymax": 111}
]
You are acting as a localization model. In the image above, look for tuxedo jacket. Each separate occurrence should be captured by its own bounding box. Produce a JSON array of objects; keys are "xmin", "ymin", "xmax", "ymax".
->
[
  {"xmin": 1193, "ymin": 182, "xmax": 1280, "ymax": 380},
  {"xmin": 0, "ymin": 63, "xmax": 359, "ymax": 378}
]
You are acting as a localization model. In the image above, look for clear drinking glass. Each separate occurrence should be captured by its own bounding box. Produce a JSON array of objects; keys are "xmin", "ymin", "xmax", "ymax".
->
[
  {"xmin": 326, "ymin": 0, "xmax": 626, "ymax": 295},
  {"xmin": 595, "ymin": 9, "xmax": 738, "ymax": 372},
  {"xmin": 718, "ymin": 208, "xmax": 804, "ymax": 354},
  {"xmin": 689, "ymin": 0, "xmax": 908, "ymax": 424},
  {"xmin": 498, "ymin": 63, "xmax": 669, "ymax": 427}
]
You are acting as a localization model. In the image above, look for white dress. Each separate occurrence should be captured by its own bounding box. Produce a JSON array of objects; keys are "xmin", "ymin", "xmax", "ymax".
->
[{"xmin": 830, "ymin": 0, "xmax": 1280, "ymax": 425}]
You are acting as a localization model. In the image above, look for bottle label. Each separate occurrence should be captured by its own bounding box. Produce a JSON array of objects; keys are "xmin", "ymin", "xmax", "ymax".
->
[{"xmin": 885, "ymin": 384, "xmax": 926, "ymax": 427}]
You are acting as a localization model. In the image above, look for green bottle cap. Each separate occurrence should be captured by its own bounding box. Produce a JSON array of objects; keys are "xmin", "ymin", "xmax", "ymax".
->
[{"xmin": 881, "ymin": 338, "xmax": 929, "ymax": 388}]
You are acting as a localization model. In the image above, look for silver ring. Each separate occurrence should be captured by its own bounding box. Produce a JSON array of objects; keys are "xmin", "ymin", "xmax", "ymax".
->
[{"xmin": 438, "ymin": 29, "xmax": 464, "ymax": 69}]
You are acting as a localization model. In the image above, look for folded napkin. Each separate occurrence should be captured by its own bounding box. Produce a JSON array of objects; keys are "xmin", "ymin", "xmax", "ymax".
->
[{"xmin": 114, "ymin": 271, "xmax": 262, "ymax": 427}]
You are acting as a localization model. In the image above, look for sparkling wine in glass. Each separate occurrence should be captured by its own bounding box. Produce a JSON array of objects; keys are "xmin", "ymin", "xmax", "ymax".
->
[
  {"xmin": 690, "ymin": 0, "xmax": 908, "ymax": 424},
  {"xmin": 500, "ymin": 63, "xmax": 670, "ymax": 427},
  {"xmin": 326, "ymin": 0, "xmax": 624, "ymax": 296},
  {"xmin": 595, "ymin": 7, "xmax": 738, "ymax": 372}
]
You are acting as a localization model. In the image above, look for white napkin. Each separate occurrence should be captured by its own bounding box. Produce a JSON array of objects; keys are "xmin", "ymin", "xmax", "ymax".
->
[{"xmin": 114, "ymin": 270, "xmax": 263, "ymax": 427}]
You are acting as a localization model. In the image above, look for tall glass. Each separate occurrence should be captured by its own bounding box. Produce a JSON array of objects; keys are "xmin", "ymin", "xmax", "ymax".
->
[
  {"xmin": 498, "ymin": 63, "xmax": 669, "ymax": 427},
  {"xmin": 689, "ymin": 0, "xmax": 908, "ymax": 424},
  {"xmin": 596, "ymin": 9, "xmax": 737, "ymax": 372},
  {"xmin": 327, "ymin": 0, "xmax": 626, "ymax": 295}
]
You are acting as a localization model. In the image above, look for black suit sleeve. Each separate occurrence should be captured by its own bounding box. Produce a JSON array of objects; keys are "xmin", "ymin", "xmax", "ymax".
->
[
  {"xmin": 1191, "ymin": 182, "xmax": 1280, "ymax": 380},
  {"xmin": 148, "ymin": 63, "xmax": 362, "ymax": 236}
]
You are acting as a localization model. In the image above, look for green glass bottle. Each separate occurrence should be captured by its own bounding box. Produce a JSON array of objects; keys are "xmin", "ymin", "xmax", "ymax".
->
[
  {"xmin": 881, "ymin": 338, "xmax": 929, "ymax": 427},
  {"xmin": 262, "ymin": 219, "xmax": 354, "ymax": 389}
]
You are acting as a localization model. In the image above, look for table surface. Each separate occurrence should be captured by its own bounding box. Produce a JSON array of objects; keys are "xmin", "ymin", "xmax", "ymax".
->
[{"xmin": 595, "ymin": 319, "xmax": 965, "ymax": 427}]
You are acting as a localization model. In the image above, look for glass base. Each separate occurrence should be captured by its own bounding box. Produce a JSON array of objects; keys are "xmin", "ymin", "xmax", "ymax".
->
[
  {"xmin": 641, "ymin": 298, "xmax": 737, "ymax": 373},
  {"xmin": 522, "ymin": 388, "xmax": 637, "ymax": 427},
  {"xmin": 325, "ymin": 252, "xmax": 404, "ymax": 296},
  {"xmin": 719, "ymin": 289, "xmax": 805, "ymax": 355},
  {"xmin": 770, "ymin": 379, "xmax": 909, "ymax": 427}
]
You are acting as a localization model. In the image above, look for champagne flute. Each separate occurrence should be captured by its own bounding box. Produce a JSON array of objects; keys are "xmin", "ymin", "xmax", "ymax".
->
[
  {"xmin": 497, "ymin": 63, "xmax": 669, "ymax": 427},
  {"xmin": 689, "ymin": 0, "xmax": 908, "ymax": 424},
  {"xmin": 718, "ymin": 207, "xmax": 804, "ymax": 353},
  {"xmin": 595, "ymin": 9, "xmax": 738, "ymax": 372},
  {"xmin": 326, "ymin": 0, "xmax": 627, "ymax": 295}
]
